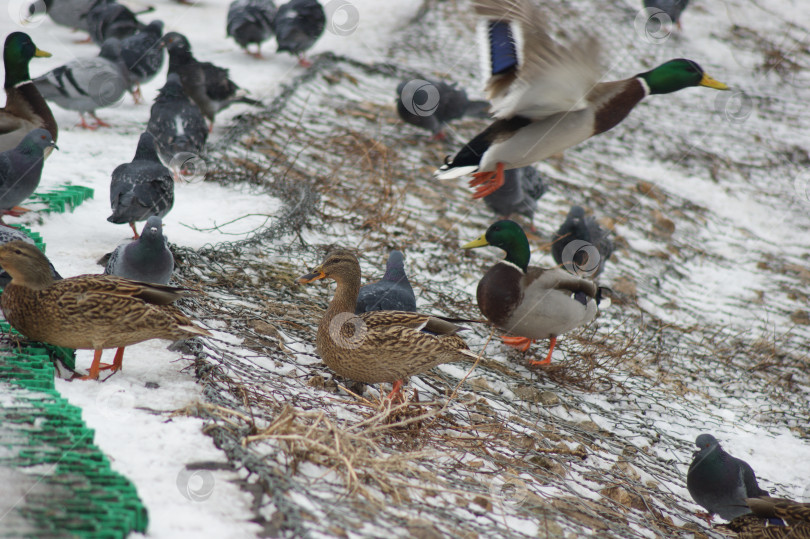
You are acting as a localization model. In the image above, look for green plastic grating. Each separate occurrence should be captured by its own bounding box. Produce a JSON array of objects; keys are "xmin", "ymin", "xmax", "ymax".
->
[
  {"xmin": 0, "ymin": 347, "xmax": 149, "ymax": 537},
  {"xmin": 26, "ymin": 184, "xmax": 94, "ymax": 214},
  {"xmin": 0, "ymin": 216, "xmax": 148, "ymax": 537}
]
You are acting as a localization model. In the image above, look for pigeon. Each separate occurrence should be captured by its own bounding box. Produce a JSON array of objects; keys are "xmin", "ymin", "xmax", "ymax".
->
[
  {"xmin": 108, "ymin": 132, "xmax": 174, "ymax": 238},
  {"xmin": 34, "ymin": 0, "xmax": 108, "ymax": 33},
  {"xmin": 0, "ymin": 32, "xmax": 57, "ymax": 153},
  {"xmin": 146, "ymin": 73, "xmax": 208, "ymax": 169},
  {"xmin": 85, "ymin": 1, "xmax": 143, "ymax": 45},
  {"xmin": 551, "ymin": 206, "xmax": 613, "ymax": 278},
  {"xmin": 396, "ymin": 78, "xmax": 489, "ymax": 140},
  {"xmin": 227, "ymin": 0, "xmax": 277, "ymax": 58},
  {"xmin": 274, "ymin": 0, "xmax": 326, "ymax": 67},
  {"xmin": 33, "ymin": 38, "xmax": 129, "ymax": 129},
  {"xmin": 164, "ymin": 32, "xmax": 262, "ymax": 129},
  {"xmin": 119, "ymin": 20, "xmax": 166, "ymax": 103},
  {"xmin": 105, "ymin": 216, "xmax": 174, "ymax": 284},
  {"xmin": 0, "ymin": 129, "xmax": 57, "ymax": 218},
  {"xmin": 0, "ymin": 225, "xmax": 61, "ymax": 287},
  {"xmin": 643, "ymin": 0, "xmax": 690, "ymax": 30},
  {"xmin": 483, "ymin": 166, "xmax": 546, "ymax": 222},
  {"xmin": 355, "ymin": 251, "xmax": 417, "ymax": 314},
  {"xmin": 686, "ymin": 434, "xmax": 770, "ymax": 521}
]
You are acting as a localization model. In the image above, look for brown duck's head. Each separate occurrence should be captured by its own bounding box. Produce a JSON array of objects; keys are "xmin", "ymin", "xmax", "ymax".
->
[
  {"xmin": 0, "ymin": 240, "xmax": 54, "ymax": 289},
  {"xmin": 298, "ymin": 250, "xmax": 360, "ymax": 285}
]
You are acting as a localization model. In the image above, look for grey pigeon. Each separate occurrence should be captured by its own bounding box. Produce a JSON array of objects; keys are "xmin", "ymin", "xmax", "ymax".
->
[
  {"xmin": 85, "ymin": 1, "xmax": 144, "ymax": 45},
  {"xmin": 551, "ymin": 206, "xmax": 613, "ymax": 278},
  {"xmin": 105, "ymin": 216, "xmax": 174, "ymax": 284},
  {"xmin": 164, "ymin": 32, "xmax": 262, "ymax": 129},
  {"xmin": 33, "ymin": 38, "xmax": 129, "ymax": 129},
  {"xmin": 483, "ymin": 166, "xmax": 546, "ymax": 222},
  {"xmin": 686, "ymin": 434, "xmax": 769, "ymax": 521},
  {"xmin": 227, "ymin": 0, "xmax": 277, "ymax": 58},
  {"xmin": 0, "ymin": 225, "xmax": 61, "ymax": 287},
  {"xmin": 355, "ymin": 251, "xmax": 417, "ymax": 314},
  {"xmin": 643, "ymin": 0, "xmax": 690, "ymax": 28},
  {"xmin": 396, "ymin": 78, "xmax": 490, "ymax": 140},
  {"xmin": 274, "ymin": 0, "xmax": 325, "ymax": 67},
  {"xmin": 119, "ymin": 20, "xmax": 166, "ymax": 103},
  {"xmin": 108, "ymin": 132, "xmax": 174, "ymax": 238},
  {"xmin": 33, "ymin": 0, "xmax": 108, "ymax": 33},
  {"xmin": 0, "ymin": 129, "xmax": 56, "ymax": 217},
  {"xmin": 146, "ymin": 73, "xmax": 208, "ymax": 169}
]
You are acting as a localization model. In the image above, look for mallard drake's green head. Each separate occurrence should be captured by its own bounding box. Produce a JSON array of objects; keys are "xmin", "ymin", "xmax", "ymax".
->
[
  {"xmin": 462, "ymin": 220, "xmax": 531, "ymax": 272},
  {"xmin": 4, "ymin": 32, "xmax": 51, "ymax": 87},
  {"xmin": 638, "ymin": 59, "xmax": 728, "ymax": 95}
]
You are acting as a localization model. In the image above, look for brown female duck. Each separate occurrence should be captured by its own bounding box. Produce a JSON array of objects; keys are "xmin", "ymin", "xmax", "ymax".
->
[
  {"xmin": 0, "ymin": 33, "xmax": 58, "ymax": 153},
  {"xmin": 298, "ymin": 250, "xmax": 477, "ymax": 398},
  {"xmin": 0, "ymin": 241, "xmax": 210, "ymax": 380},
  {"xmin": 727, "ymin": 498, "xmax": 810, "ymax": 538}
]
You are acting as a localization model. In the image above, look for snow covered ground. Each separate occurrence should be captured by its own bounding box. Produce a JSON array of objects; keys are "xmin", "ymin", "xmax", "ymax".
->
[
  {"xmin": 3, "ymin": 0, "xmax": 420, "ymax": 536},
  {"xmin": 3, "ymin": 0, "xmax": 810, "ymax": 537}
]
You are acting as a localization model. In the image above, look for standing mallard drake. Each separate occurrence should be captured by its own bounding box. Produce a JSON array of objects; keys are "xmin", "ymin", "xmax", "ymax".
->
[
  {"xmin": 0, "ymin": 241, "xmax": 210, "ymax": 380},
  {"xmin": 0, "ymin": 33, "xmax": 58, "ymax": 154},
  {"xmin": 298, "ymin": 250, "xmax": 477, "ymax": 398},
  {"xmin": 463, "ymin": 220, "xmax": 604, "ymax": 364},
  {"xmin": 434, "ymin": 0, "xmax": 728, "ymax": 198}
]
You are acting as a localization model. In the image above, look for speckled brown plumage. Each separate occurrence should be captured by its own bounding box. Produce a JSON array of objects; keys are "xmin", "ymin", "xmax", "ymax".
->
[
  {"xmin": 726, "ymin": 498, "xmax": 810, "ymax": 539},
  {"xmin": 0, "ymin": 241, "xmax": 209, "ymax": 379},
  {"xmin": 298, "ymin": 250, "xmax": 477, "ymax": 386}
]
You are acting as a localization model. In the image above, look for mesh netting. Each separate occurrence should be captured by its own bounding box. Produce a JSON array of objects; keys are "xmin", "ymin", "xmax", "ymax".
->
[{"xmin": 166, "ymin": 0, "xmax": 810, "ymax": 537}]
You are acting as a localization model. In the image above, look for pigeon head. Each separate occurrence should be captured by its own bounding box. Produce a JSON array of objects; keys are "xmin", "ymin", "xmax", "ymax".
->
[
  {"xmin": 695, "ymin": 434, "xmax": 720, "ymax": 450},
  {"xmin": 382, "ymin": 250, "xmax": 407, "ymax": 282},
  {"xmin": 133, "ymin": 131, "xmax": 161, "ymax": 162},
  {"xmin": 156, "ymin": 73, "xmax": 187, "ymax": 101},
  {"xmin": 99, "ymin": 37, "xmax": 123, "ymax": 61},
  {"xmin": 4, "ymin": 32, "xmax": 51, "ymax": 86},
  {"xmin": 163, "ymin": 32, "xmax": 192, "ymax": 56},
  {"xmin": 144, "ymin": 20, "xmax": 165, "ymax": 37},
  {"xmin": 140, "ymin": 216, "xmax": 165, "ymax": 242},
  {"xmin": 18, "ymin": 128, "xmax": 57, "ymax": 155}
]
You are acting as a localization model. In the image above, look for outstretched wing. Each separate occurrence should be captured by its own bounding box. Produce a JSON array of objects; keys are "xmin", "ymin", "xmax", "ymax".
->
[{"xmin": 474, "ymin": 0, "xmax": 602, "ymax": 120}]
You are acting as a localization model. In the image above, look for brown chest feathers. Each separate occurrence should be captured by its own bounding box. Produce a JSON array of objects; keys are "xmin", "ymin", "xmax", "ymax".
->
[
  {"xmin": 477, "ymin": 262, "xmax": 523, "ymax": 328},
  {"xmin": 591, "ymin": 79, "xmax": 646, "ymax": 136}
]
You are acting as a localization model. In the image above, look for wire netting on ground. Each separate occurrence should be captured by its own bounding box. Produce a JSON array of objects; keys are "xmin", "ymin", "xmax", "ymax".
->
[{"xmin": 168, "ymin": 1, "xmax": 810, "ymax": 537}]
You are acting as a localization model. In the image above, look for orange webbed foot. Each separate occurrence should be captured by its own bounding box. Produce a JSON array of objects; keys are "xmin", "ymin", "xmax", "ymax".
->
[
  {"xmin": 470, "ymin": 162, "xmax": 505, "ymax": 199},
  {"xmin": 501, "ymin": 335, "xmax": 534, "ymax": 352},
  {"xmin": 528, "ymin": 336, "xmax": 556, "ymax": 366}
]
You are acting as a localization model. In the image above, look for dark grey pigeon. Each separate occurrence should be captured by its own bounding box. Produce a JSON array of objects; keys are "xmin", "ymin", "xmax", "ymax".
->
[
  {"xmin": 396, "ymin": 78, "xmax": 489, "ymax": 140},
  {"xmin": 686, "ymin": 434, "xmax": 769, "ymax": 521},
  {"xmin": 643, "ymin": 0, "xmax": 690, "ymax": 28},
  {"xmin": 0, "ymin": 129, "xmax": 56, "ymax": 216},
  {"xmin": 105, "ymin": 216, "xmax": 174, "ymax": 284},
  {"xmin": 108, "ymin": 132, "xmax": 174, "ymax": 238},
  {"xmin": 33, "ymin": 38, "xmax": 129, "ymax": 129},
  {"xmin": 164, "ymin": 32, "xmax": 262, "ymax": 129},
  {"xmin": 551, "ymin": 205, "xmax": 613, "ymax": 278},
  {"xmin": 146, "ymin": 73, "xmax": 208, "ymax": 168},
  {"xmin": 483, "ymin": 166, "xmax": 546, "ymax": 222},
  {"xmin": 227, "ymin": 0, "xmax": 277, "ymax": 58},
  {"xmin": 274, "ymin": 0, "xmax": 325, "ymax": 67},
  {"xmin": 0, "ymin": 225, "xmax": 61, "ymax": 287},
  {"xmin": 119, "ymin": 20, "xmax": 166, "ymax": 103},
  {"xmin": 355, "ymin": 251, "xmax": 417, "ymax": 314},
  {"xmin": 85, "ymin": 1, "xmax": 143, "ymax": 45}
]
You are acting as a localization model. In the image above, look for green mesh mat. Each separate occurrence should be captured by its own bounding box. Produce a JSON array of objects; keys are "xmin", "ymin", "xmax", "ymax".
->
[
  {"xmin": 0, "ymin": 219, "xmax": 149, "ymax": 537},
  {"xmin": 26, "ymin": 184, "xmax": 94, "ymax": 215}
]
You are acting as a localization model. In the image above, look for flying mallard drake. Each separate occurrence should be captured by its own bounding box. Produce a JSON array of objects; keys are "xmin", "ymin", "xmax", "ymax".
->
[
  {"xmin": 463, "ymin": 220, "xmax": 605, "ymax": 364},
  {"xmin": 0, "ymin": 241, "xmax": 210, "ymax": 380},
  {"xmin": 434, "ymin": 0, "xmax": 729, "ymax": 198},
  {"xmin": 298, "ymin": 250, "xmax": 477, "ymax": 399},
  {"xmin": 0, "ymin": 33, "xmax": 57, "ymax": 154}
]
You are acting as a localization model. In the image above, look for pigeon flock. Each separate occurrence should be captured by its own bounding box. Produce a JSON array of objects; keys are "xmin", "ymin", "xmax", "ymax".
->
[{"xmin": 0, "ymin": 0, "xmax": 807, "ymax": 536}]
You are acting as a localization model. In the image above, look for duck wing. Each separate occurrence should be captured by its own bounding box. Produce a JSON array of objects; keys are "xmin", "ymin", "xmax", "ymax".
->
[{"xmin": 473, "ymin": 0, "xmax": 602, "ymax": 120}]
